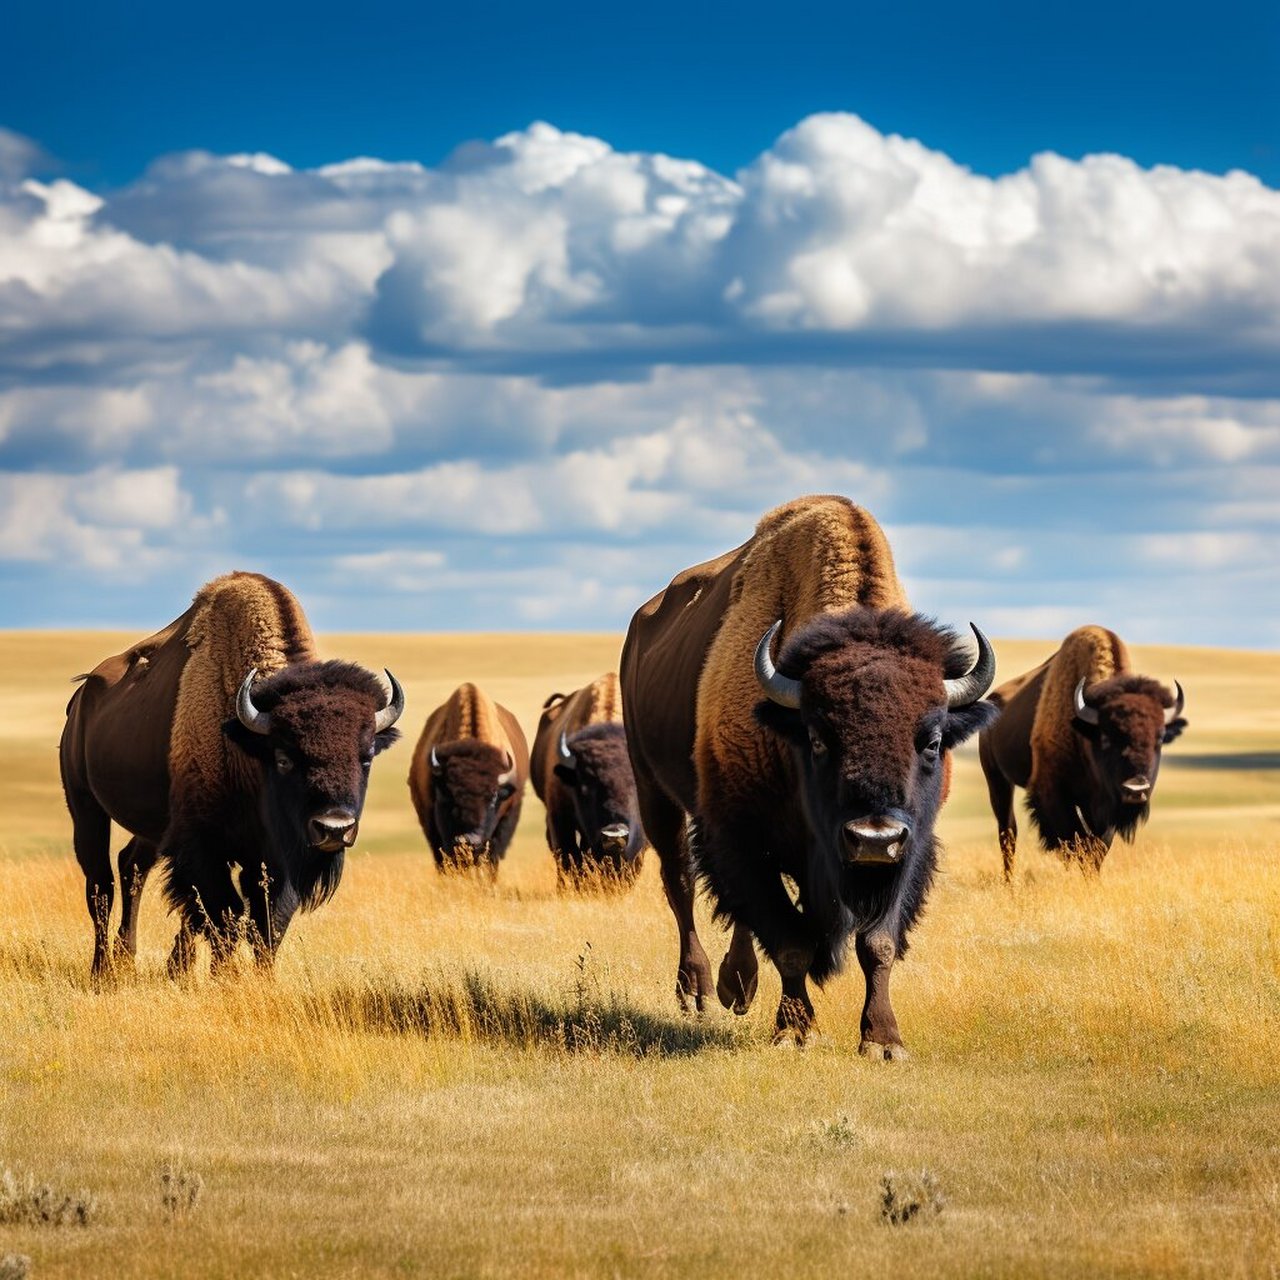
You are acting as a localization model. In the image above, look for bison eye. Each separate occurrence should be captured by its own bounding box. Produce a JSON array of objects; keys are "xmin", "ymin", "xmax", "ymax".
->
[
  {"xmin": 498, "ymin": 784, "xmax": 515, "ymax": 801},
  {"xmin": 808, "ymin": 728, "xmax": 827, "ymax": 757},
  {"xmin": 361, "ymin": 756, "xmax": 373, "ymax": 773},
  {"xmin": 274, "ymin": 749, "xmax": 294, "ymax": 775},
  {"xmin": 920, "ymin": 731, "xmax": 942, "ymax": 763},
  {"xmin": 1098, "ymin": 733, "xmax": 1111, "ymax": 751}
]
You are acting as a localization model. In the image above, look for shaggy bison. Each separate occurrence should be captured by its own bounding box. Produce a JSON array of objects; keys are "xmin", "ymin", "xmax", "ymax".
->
[
  {"xmin": 59, "ymin": 572, "xmax": 404, "ymax": 980},
  {"xmin": 978, "ymin": 624, "xmax": 1187, "ymax": 876},
  {"xmin": 530, "ymin": 674, "xmax": 645, "ymax": 886},
  {"xmin": 407, "ymin": 683, "xmax": 528, "ymax": 875},
  {"xmin": 620, "ymin": 495, "xmax": 998, "ymax": 1057}
]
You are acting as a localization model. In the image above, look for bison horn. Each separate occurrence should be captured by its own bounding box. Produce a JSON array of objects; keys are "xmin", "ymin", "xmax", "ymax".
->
[
  {"xmin": 943, "ymin": 624, "xmax": 997, "ymax": 709},
  {"xmin": 754, "ymin": 621, "xmax": 802, "ymax": 709},
  {"xmin": 1073, "ymin": 678, "xmax": 1100, "ymax": 726},
  {"xmin": 1166, "ymin": 680, "xmax": 1185, "ymax": 725},
  {"xmin": 430, "ymin": 745, "xmax": 442, "ymax": 772},
  {"xmin": 374, "ymin": 668, "xmax": 405, "ymax": 733},
  {"xmin": 235, "ymin": 669, "xmax": 272, "ymax": 736},
  {"xmin": 558, "ymin": 730, "xmax": 576, "ymax": 766},
  {"xmin": 498, "ymin": 750, "xmax": 517, "ymax": 788}
]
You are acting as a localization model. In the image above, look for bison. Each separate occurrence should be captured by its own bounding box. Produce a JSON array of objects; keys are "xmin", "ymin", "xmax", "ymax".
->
[
  {"xmin": 59, "ymin": 571, "xmax": 404, "ymax": 980},
  {"xmin": 978, "ymin": 624, "xmax": 1186, "ymax": 877},
  {"xmin": 530, "ymin": 674, "xmax": 646, "ymax": 886},
  {"xmin": 620, "ymin": 495, "xmax": 998, "ymax": 1057},
  {"xmin": 407, "ymin": 683, "xmax": 528, "ymax": 876}
]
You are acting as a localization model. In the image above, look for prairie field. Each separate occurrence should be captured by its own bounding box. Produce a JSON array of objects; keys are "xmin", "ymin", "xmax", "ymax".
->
[{"xmin": 1, "ymin": 629, "xmax": 1278, "ymax": 1279}]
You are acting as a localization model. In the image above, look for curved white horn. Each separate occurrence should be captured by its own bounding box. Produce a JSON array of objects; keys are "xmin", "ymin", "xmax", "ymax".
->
[
  {"xmin": 430, "ymin": 744, "xmax": 442, "ymax": 772},
  {"xmin": 235, "ymin": 669, "xmax": 272, "ymax": 735},
  {"xmin": 558, "ymin": 730, "xmax": 575, "ymax": 765},
  {"xmin": 374, "ymin": 668, "xmax": 405, "ymax": 733},
  {"xmin": 1074, "ymin": 677, "xmax": 1100, "ymax": 726},
  {"xmin": 943, "ymin": 624, "xmax": 996, "ymax": 709},
  {"xmin": 498, "ymin": 750, "xmax": 517, "ymax": 788},
  {"xmin": 1166, "ymin": 680, "xmax": 1185, "ymax": 724},
  {"xmin": 754, "ymin": 621, "xmax": 802, "ymax": 709}
]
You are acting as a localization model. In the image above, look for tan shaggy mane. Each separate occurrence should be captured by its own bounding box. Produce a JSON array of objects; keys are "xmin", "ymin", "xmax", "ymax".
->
[
  {"xmin": 695, "ymin": 495, "xmax": 910, "ymax": 812},
  {"xmin": 1028, "ymin": 625, "xmax": 1130, "ymax": 799},
  {"xmin": 169, "ymin": 572, "xmax": 318, "ymax": 816}
]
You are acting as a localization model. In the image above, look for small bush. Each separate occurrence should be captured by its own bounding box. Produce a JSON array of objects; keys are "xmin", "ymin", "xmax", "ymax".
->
[
  {"xmin": 880, "ymin": 1169, "xmax": 945, "ymax": 1225},
  {"xmin": 0, "ymin": 1168, "xmax": 97, "ymax": 1227},
  {"xmin": 0, "ymin": 1255, "xmax": 32, "ymax": 1280},
  {"xmin": 813, "ymin": 1114, "xmax": 861, "ymax": 1147}
]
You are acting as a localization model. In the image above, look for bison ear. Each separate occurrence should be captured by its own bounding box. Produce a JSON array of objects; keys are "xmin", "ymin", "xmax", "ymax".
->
[
  {"xmin": 553, "ymin": 763, "xmax": 577, "ymax": 784},
  {"xmin": 942, "ymin": 699, "xmax": 1000, "ymax": 749},
  {"xmin": 1162, "ymin": 717, "xmax": 1187, "ymax": 746},
  {"xmin": 753, "ymin": 698, "xmax": 806, "ymax": 744},
  {"xmin": 223, "ymin": 716, "xmax": 274, "ymax": 759},
  {"xmin": 373, "ymin": 727, "xmax": 401, "ymax": 755}
]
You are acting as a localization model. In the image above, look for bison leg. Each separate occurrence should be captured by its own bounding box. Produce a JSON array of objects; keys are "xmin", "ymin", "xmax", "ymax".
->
[
  {"xmin": 639, "ymin": 787, "xmax": 713, "ymax": 1013},
  {"xmin": 66, "ymin": 788, "xmax": 115, "ymax": 982},
  {"xmin": 549, "ymin": 803, "xmax": 583, "ymax": 884},
  {"xmin": 163, "ymin": 837, "xmax": 247, "ymax": 978},
  {"xmin": 716, "ymin": 922, "xmax": 759, "ymax": 1015},
  {"xmin": 116, "ymin": 837, "xmax": 159, "ymax": 963},
  {"xmin": 855, "ymin": 928, "xmax": 907, "ymax": 1061},
  {"xmin": 979, "ymin": 734, "xmax": 1018, "ymax": 880},
  {"xmin": 245, "ymin": 867, "xmax": 301, "ymax": 968},
  {"xmin": 773, "ymin": 969, "xmax": 817, "ymax": 1047}
]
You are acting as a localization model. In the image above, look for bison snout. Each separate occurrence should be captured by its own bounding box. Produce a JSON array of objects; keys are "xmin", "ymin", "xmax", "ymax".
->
[
  {"xmin": 842, "ymin": 817, "xmax": 909, "ymax": 864},
  {"xmin": 1122, "ymin": 776, "xmax": 1152, "ymax": 804},
  {"xmin": 308, "ymin": 809, "xmax": 358, "ymax": 851},
  {"xmin": 600, "ymin": 823, "xmax": 630, "ymax": 849}
]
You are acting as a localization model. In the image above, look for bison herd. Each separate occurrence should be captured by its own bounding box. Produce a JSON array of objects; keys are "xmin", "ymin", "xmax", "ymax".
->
[{"xmin": 59, "ymin": 494, "xmax": 1188, "ymax": 1057}]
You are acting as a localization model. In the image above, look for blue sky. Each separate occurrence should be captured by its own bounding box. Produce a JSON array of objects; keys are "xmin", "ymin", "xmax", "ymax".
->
[{"xmin": 1, "ymin": 2, "xmax": 1278, "ymax": 646}]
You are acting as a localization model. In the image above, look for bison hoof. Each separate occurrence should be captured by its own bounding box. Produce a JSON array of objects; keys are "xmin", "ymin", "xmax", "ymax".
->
[
  {"xmin": 716, "ymin": 965, "xmax": 758, "ymax": 1016},
  {"xmin": 858, "ymin": 1039, "xmax": 909, "ymax": 1062},
  {"xmin": 771, "ymin": 1025, "xmax": 823, "ymax": 1050},
  {"xmin": 675, "ymin": 971, "xmax": 713, "ymax": 1014}
]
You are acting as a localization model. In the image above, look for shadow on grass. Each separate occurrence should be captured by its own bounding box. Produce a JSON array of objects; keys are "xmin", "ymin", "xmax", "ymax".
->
[
  {"xmin": 314, "ymin": 969, "xmax": 739, "ymax": 1059},
  {"xmin": 1164, "ymin": 752, "xmax": 1280, "ymax": 772}
]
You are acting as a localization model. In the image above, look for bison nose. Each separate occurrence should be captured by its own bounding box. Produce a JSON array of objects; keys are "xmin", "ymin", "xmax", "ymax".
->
[
  {"xmin": 842, "ymin": 818, "xmax": 909, "ymax": 863},
  {"xmin": 600, "ymin": 823, "xmax": 630, "ymax": 847},
  {"xmin": 1122, "ymin": 776, "xmax": 1152, "ymax": 804},
  {"xmin": 308, "ymin": 809, "xmax": 358, "ymax": 850}
]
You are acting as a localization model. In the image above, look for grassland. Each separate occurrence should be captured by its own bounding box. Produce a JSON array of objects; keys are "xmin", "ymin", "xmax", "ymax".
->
[{"xmin": 1, "ymin": 630, "xmax": 1278, "ymax": 1279}]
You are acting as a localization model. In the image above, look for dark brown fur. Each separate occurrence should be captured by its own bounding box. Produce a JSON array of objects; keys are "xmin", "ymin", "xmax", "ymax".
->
[
  {"xmin": 407, "ymin": 683, "xmax": 529, "ymax": 875},
  {"xmin": 59, "ymin": 573, "xmax": 402, "ymax": 980},
  {"xmin": 530, "ymin": 675, "xmax": 646, "ymax": 886},
  {"xmin": 620, "ymin": 496, "xmax": 997, "ymax": 1056},
  {"xmin": 979, "ymin": 625, "xmax": 1187, "ymax": 877}
]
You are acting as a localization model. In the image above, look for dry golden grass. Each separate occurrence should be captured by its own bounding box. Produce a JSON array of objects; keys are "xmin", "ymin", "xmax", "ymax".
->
[{"xmin": 1, "ymin": 630, "xmax": 1278, "ymax": 1278}]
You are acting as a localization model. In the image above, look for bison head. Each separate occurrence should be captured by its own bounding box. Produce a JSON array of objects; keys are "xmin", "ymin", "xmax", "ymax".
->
[
  {"xmin": 1071, "ymin": 674, "xmax": 1186, "ymax": 819},
  {"xmin": 753, "ymin": 609, "xmax": 998, "ymax": 889},
  {"xmin": 554, "ymin": 723, "xmax": 645, "ymax": 871},
  {"xmin": 223, "ymin": 661, "xmax": 403, "ymax": 881},
  {"xmin": 429, "ymin": 739, "xmax": 520, "ymax": 865}
]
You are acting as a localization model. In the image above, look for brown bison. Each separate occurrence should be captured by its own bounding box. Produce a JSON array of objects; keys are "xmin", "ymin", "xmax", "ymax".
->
[
  {"xmin": 620, "ymin": 495, "xmax": 997, "ymax": 1057},
  {"xmin": 59, "ymin": 572, "xmax": 404, "ymax": 980},
  {"xmin": 530, "ymin": 674, "xmax": 646, "ymax": 885},
  {"xmin": 407, "ymin": 683, "xmax": 528, "ymax": 875},
  {"xmin": 978, "ymin": 625, "xmax": 1186, "ymax": 877}
]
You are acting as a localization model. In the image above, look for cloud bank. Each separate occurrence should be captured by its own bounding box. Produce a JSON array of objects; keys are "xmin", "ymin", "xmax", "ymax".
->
[{"xmin": 0, "ymin": 116, "xmax": 1276, "ymax": 646}]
